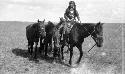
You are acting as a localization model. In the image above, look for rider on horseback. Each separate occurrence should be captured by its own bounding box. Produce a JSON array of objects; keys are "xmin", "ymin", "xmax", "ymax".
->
[
  {"xmin": 60, "ymin": 1, "xmax": 81, "ymax": 49},
  {"xmin": 64, "ymin": 1, "xmax": 80, "ymax": 23},
  {"xmin": 63, "ymin": 1, "xmax": 80, "ymax": 35}
]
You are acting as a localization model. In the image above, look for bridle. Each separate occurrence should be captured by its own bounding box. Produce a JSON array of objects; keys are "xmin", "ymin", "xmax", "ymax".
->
[
  {"xmin": 38, "ymin": 22, "xmax": 46, "ymax": 38},
  {"xmin": 82, "ymin": 24, "xmax": 96, "ymax": 40},
  {"xmin": 81, "ymin": 23, "xmax": 102, "ymax": 52}
]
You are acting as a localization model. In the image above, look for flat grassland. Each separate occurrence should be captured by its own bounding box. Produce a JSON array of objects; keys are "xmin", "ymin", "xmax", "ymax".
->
[{"xmin": 0, "ymin": 21, "xmax": 122, "ymax": 74}]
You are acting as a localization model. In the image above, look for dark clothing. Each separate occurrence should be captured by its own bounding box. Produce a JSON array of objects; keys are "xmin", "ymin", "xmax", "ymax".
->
[{"xmin": 64, "ymin": 7, "xmax": 79, "ymax": 21}]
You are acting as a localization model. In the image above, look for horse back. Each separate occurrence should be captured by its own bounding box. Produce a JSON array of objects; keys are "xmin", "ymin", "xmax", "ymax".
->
[
  {"xmin": 26, "ymin": 23, "xmax": 39, "ymax": 42},
  {"xmin": 70, "ymin": 23, "xmax": 94, "ymax": 43}
]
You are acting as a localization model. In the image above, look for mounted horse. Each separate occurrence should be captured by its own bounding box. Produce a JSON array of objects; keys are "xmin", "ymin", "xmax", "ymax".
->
[
  {"xmin": 60, "ymin": 20, "xmax": 104, "ymax": 66},
  {"xmin": 44, "ymin": 18, "xmax": 64, "ymax": 59},
  {"xmin": 60, "ymin": 18, "xmax": 77, "ymax": 59},
  {"xmin": 26, "ymin": 19, "xmax": 46, "ymax": 59},
  {"xmin": 69, "ymin": 22, "xmax": 103, "ymax": 66}
]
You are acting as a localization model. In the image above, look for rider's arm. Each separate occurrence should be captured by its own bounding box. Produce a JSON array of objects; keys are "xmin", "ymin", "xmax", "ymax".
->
[
  {"xmin": 64, "ymin": 9, "xmax": 69, "ymax": 21},
  {"xmin": 75, "ymin": 10, "xmax": 80, "ymax": 21},
  {"xmin": 64, "ymin": 13, "xmax": 68, "ymax": 21}
]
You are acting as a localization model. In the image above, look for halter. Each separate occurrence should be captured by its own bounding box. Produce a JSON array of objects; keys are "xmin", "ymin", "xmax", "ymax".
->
[
  {"xmin": 82, "ymin": 24, "xmax": 96, "ymax": 39},
  {"xmin": 83, "ymin": 23, "xmax": 102, "ymax": 41},
  {"xmin": 81, "ymin": 23, "xmax": 100, "ymax": 53},
  {"xmin": 83, "ymin": 23, "xmax": 103, "ymax": 52}
]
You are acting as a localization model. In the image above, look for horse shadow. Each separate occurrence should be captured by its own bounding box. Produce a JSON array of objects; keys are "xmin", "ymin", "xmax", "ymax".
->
[
  {"xmin": 12, "ymin": 47, "xmax": 53, "ymax": 63},
  {"xmin": 12, "ymin": 47, "xmax": 69, "ymax": 67},
  {"xmin": 12, "ymin": 48, "xmax": 30, "ymax": 58}
]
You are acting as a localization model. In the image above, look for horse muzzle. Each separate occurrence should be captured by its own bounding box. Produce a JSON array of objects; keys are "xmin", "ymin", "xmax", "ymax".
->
[{"xmin": 96, "ymin": 37, "xmax": 103, "ymax": 47}]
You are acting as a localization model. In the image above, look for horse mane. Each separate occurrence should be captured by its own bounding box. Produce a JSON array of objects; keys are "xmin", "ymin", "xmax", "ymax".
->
[
  {"xmin": 30, "ymin": 22, "xmax": 40, "ymax": 30},
  {"xmin": 55, "ymin": 20, "xmax": 63, "ymax": 29},
  {"xmin": 72, "ymin": 23, "xmax": 96, "ymax": 33},
  {"xmin": 45, "ymin": 21, "xmax": 55, "ymax": 33}
]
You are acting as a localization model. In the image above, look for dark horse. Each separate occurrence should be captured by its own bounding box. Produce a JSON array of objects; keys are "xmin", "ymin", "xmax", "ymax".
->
[
  {"xmin": 26, "ymin": 19, "xmax": 46, "ymax": 59},
  {"xmin": 44, "ymin": 18, "xmax": 64, "ymax": 59},
  {"xmin": 61, "ymin": 22, "xmax": 103, "ymax": 66}
]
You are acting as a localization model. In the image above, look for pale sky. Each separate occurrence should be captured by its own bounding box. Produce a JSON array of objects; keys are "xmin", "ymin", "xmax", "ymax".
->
[{"xmin": 0, "ymin": 0, "xmax": 124, "ymax": 23}]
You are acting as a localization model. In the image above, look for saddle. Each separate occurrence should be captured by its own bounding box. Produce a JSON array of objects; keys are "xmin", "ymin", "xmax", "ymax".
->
[{"xmin": 63, "ymin": 20, "xmax": 76, "ymax": 34}]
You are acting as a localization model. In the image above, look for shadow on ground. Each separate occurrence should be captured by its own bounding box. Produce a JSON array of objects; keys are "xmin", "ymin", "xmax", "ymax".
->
[{"xmin": 12, "ymin": 47, "xmax": 70, "ymax": 67}]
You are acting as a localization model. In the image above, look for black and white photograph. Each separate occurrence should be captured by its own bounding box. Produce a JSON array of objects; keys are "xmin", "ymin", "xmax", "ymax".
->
[{"xmin": 0, "ymin": 0, "xmax": 124, "ymax": 74}]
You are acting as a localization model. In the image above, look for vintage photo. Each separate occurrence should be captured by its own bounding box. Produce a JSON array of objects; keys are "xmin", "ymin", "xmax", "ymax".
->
[{"xmin": 0, "ymin": 0, "xmax": 124, "ymax": 74}]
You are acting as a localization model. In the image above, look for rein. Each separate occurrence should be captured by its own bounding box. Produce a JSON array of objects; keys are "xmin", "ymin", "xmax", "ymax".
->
[
  {"xmin": 80, "ymin": 23, "xmax": 98, "ymax": 52},
  {"xmin": 81, "ymin": 23, "xmax": 96, "ymax": 39}
]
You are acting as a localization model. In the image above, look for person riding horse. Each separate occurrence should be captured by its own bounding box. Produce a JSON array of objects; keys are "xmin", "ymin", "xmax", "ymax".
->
[
  {"xmin": 64, "ymin": 1, "xmax": 80, "ymax": 23},
  {"xmin": 63, "ymin": 1, "xmax": 81, "ymax": 35},
  {"xmin": 59, "ymin": 1, "xmax": 81, "ymax": 54}
]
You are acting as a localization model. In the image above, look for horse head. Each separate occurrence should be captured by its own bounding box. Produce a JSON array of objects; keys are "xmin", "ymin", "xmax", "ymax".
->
[
  {"xmin": 93, "ymin": 22, "xmax": 103, "ymax": 47},
  {"xmin": 37, "ymin": 19, "xmax": 46, "ymax": 37}
]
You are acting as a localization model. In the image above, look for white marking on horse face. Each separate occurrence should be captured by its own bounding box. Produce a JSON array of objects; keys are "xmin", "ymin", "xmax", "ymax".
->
[{"xmin": 41, "ymin": 27, "xmax": 44, "ymax": 30}]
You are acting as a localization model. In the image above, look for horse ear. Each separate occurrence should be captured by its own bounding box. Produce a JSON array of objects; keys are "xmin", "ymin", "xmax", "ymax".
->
[
  {"xmin": 99, "ymin": 21, "xmax": 101, "ymax": 24},
  {"xmin": 99, "ymin": 21, "xmax": 104, "ymax": 26},
  {"xmin": 59, "ymin": 17, "xmax": 65, "ymax": 21},
  {"xmin": 38, "ymin": 19, "xmax": 40, "ymax": 22},
  {"xmin": 96, "ymin": 21, "xmax": 101, "ymax": 25},
  {"xmin": 43, "ymin": 19, "xmax": 45, "ymax": 22},
  {"xmin": 59, "ymin": 17, "xmax": 62, "ymax": 20}
]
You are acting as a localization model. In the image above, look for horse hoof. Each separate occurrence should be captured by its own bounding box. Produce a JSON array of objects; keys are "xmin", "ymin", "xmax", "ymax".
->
[
  {"xmin": 34, "ymin": 59, "xmax": 39, "ymax": 63},
  {"xmin": 76, "ymin": 61, "xmax": 80, "ymax": 65},
  {"xmin": 62, "ymin": 59, "xmax": 65, "ymax": 62},
  {"xmin": 71, "ymin": 64, "xmax": 79, "ymax": 68},
  {"xmin": 64, "ymin": 51, "xmax": 69, "ymax": 54},
  {"xmin": 53, "ymin": 61, "xmax": 56, "ymax": 64}
]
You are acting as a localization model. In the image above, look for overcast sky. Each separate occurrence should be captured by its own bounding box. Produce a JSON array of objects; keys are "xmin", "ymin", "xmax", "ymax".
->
[{"xmin": 0, "ymin": 0, "xmax": 124, "ymax": 23}]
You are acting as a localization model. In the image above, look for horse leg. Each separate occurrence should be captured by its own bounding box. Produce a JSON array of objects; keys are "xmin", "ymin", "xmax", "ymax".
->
[
  {"xmin": 61, "ymin": 44, "xmax": 65, "ymax": 60},
  {"xmin": 40, "ymin": 43, "xmax": 44, "ymax": 54},
  {"xmin": 63, "ymin": 34, "xmax": 69, "ymax": 53},
  {"xmin": 53, "ymin": 40, "xmax": 59, "ymax": 59},
  {"xmin": 34, "ymin": 42, "xmax": 38, "ymax": 59},
  {"xmin": 28, "ymin": 41, "xmax": 31, "ymax": 54},
  {"xmin": 58, "ymin": 47, "xmax": 61, "ymax": 60},
  {"xmin": 40, "ymin": 37, "xmax": 44, "ymax": 53},
  {"xmin": 53, "ymin": 39, "xmax": 56, "ymax": 57},
  {"xmin": 30, "ymin": 42, "xmax": 34, "ymax": 55},
  {"xmin": 69, "ymin": 44, "xmax": 73, "ymax": 65},
  {"xmin": 45, "ymin": 42, "xmax": 48, "ymax": 57},
  {"xmin": 76, "ymin": 43, "xmax": 83, "ymax": 64}
]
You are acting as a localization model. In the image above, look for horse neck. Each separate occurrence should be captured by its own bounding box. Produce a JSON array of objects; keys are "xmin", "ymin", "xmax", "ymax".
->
[
  {"xmin": 79, "ymin": 23, "xmax": 95, "ymax": 35},
  {"xmin": 33, "ymin": 23, "xmax": 39, "ymax": 29},
  {"xmin": 45, "ymin": 22, "xmax": 54, "ymax": 33},
  {"xmin": 56, "ymin": 21, "xmax": 62, "ymax": 29},
  {"xmin": 86, "ymin": 23, "xmax": 95, "ymax": 34}
]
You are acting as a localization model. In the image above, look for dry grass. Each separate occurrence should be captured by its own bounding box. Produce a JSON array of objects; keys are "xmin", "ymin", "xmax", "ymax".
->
[{"xmin": 0, "ymin": 21, "xmax": 123, "ymax": 74}]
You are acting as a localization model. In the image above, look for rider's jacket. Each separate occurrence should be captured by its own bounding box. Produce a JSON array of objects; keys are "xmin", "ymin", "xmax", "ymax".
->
[{"xmin": 64, "ymin": 7, "xmax": 79, "ymax": 21}]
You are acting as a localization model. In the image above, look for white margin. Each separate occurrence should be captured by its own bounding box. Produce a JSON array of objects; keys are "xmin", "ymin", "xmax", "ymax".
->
[{"xmin": 122, "ymin": 23, "xmax": 124, "ymax": 74}]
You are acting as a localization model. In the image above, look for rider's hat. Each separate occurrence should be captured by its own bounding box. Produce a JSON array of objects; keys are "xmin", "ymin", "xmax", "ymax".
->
[{"xmin": 69, "ymin": 1, "xmax": 75, "ymax": 5}]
